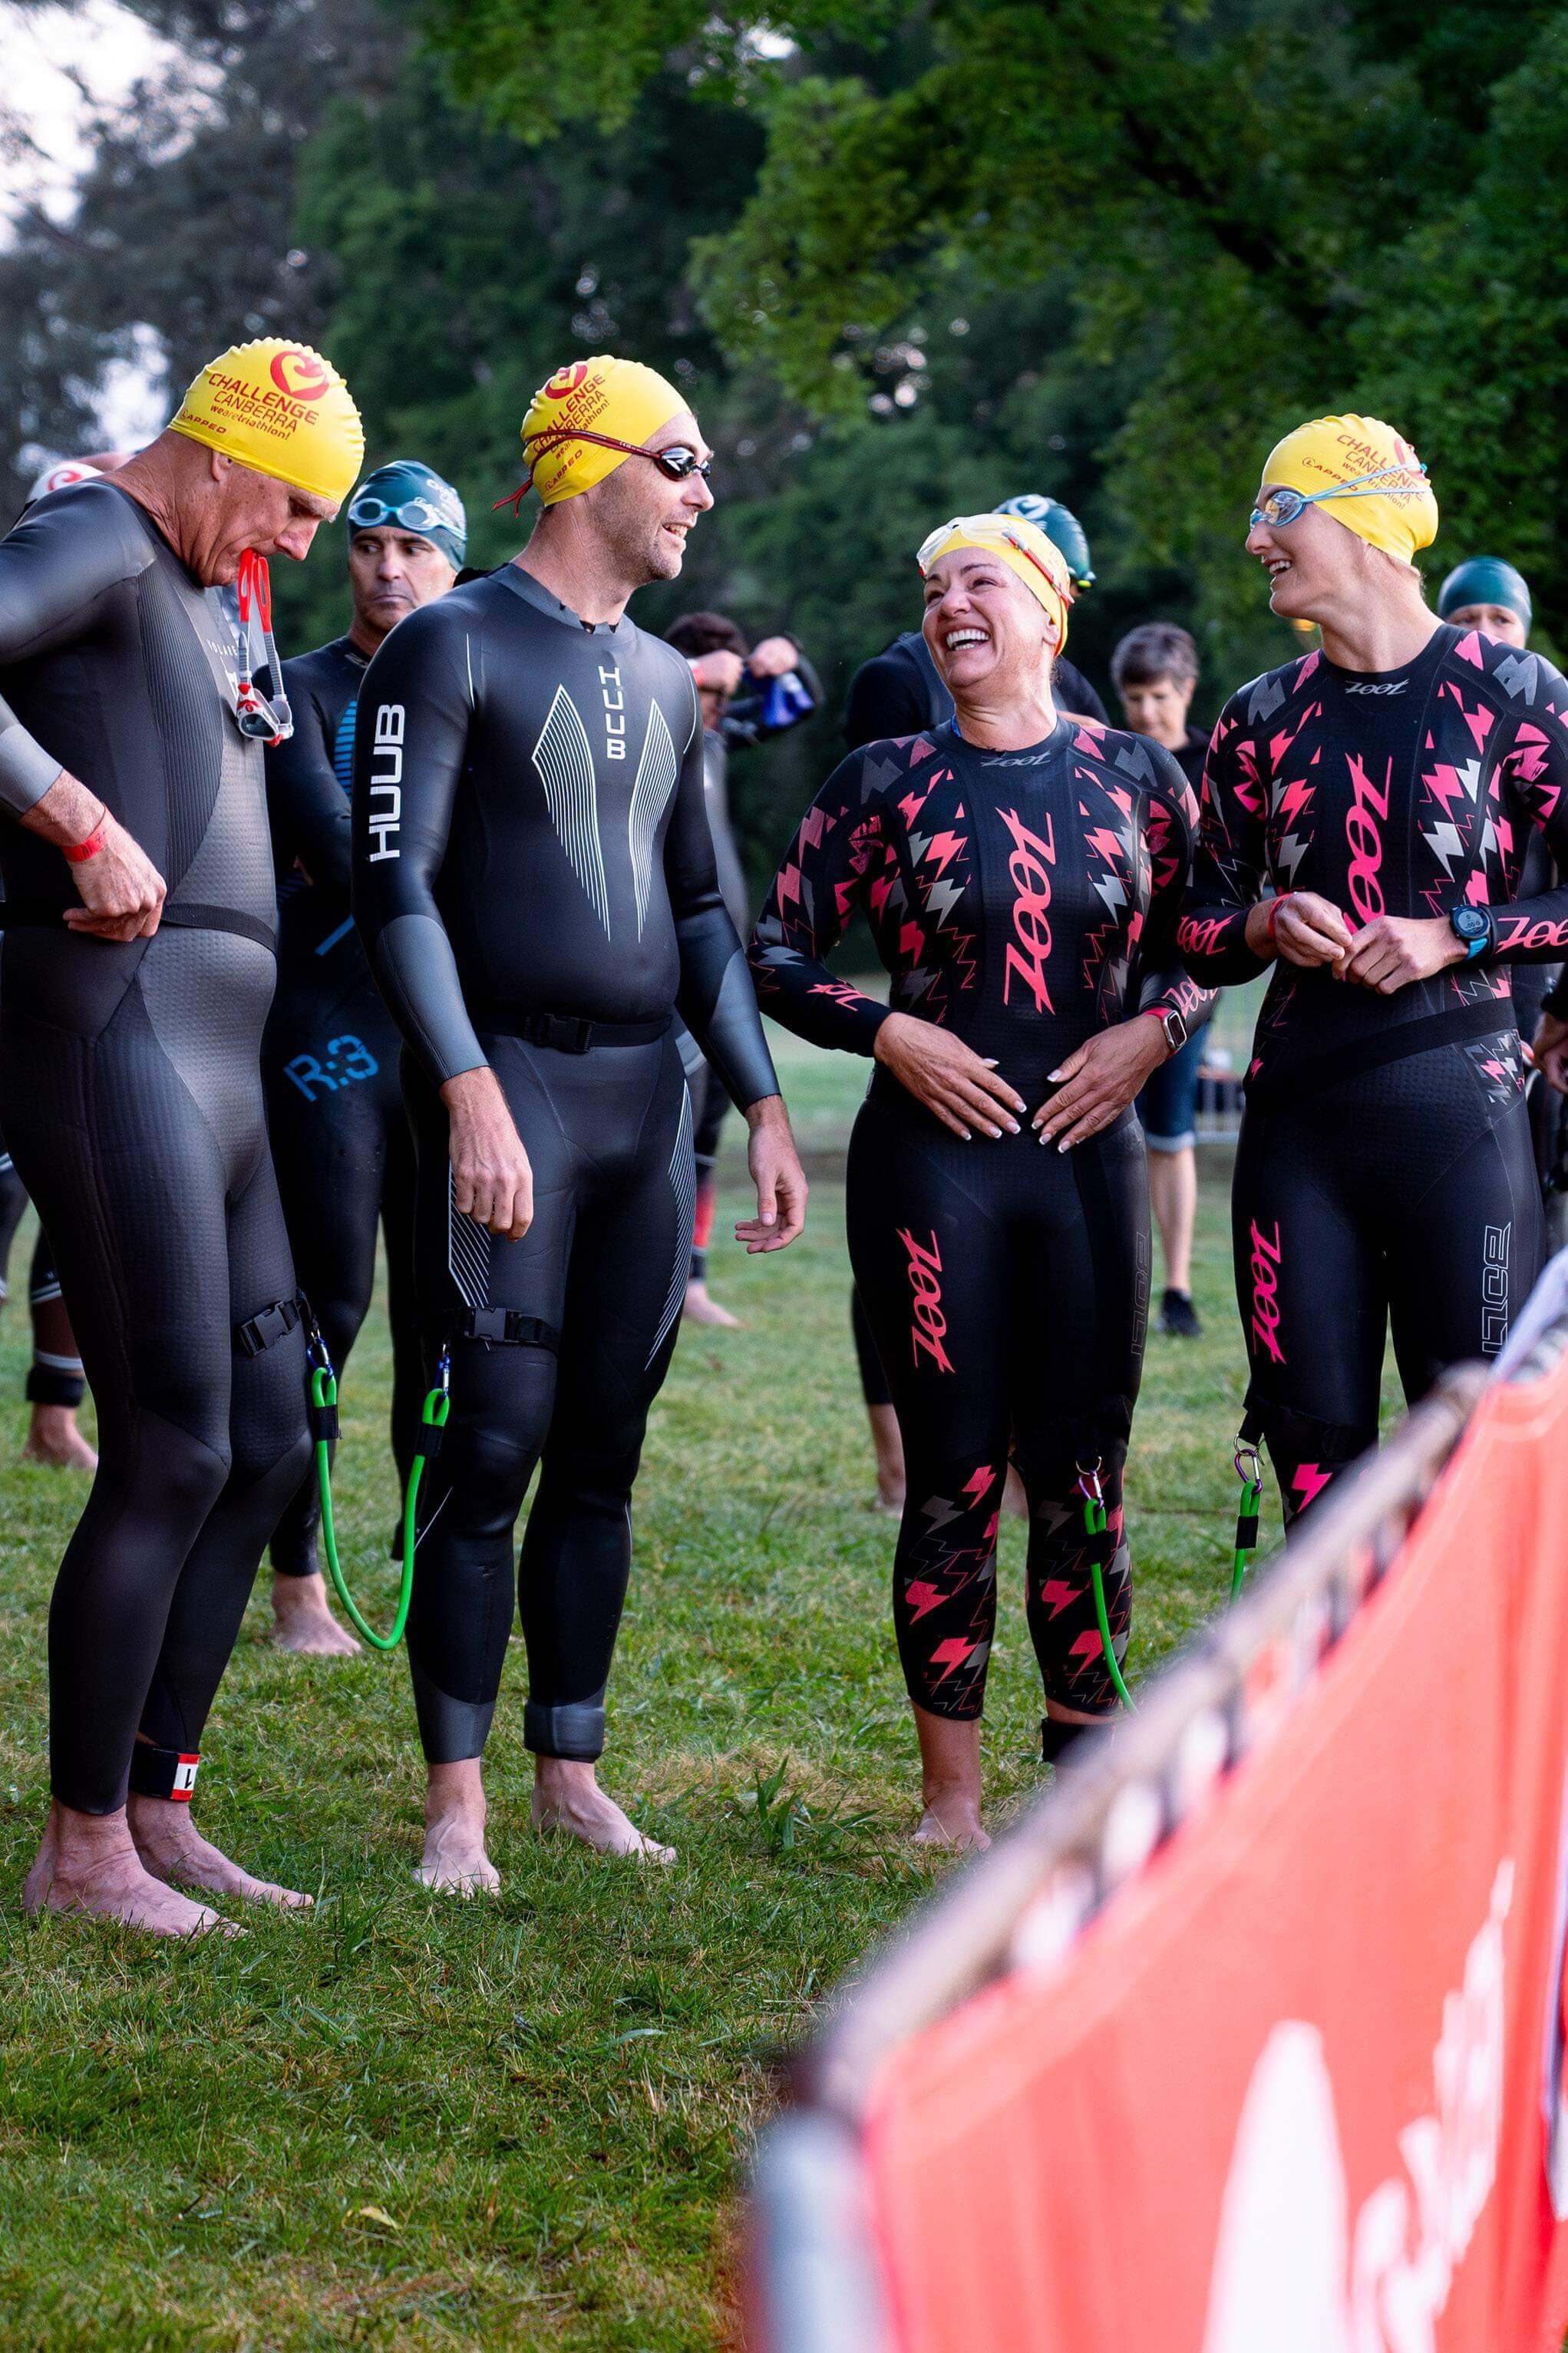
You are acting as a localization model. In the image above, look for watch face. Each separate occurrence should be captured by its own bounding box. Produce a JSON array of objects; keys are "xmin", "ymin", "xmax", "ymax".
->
[{"xmin": 1453, "ymin": 908, "xmax": 1487, "ymax": 940}]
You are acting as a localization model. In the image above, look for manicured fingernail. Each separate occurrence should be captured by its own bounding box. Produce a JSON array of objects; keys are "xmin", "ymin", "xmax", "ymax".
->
[
  {"xmin": 1058, "ymin": 1138, "xmax": 1071, "ymax": 1154},
  {"xmin": 1048, "ymin": 1068, "xmax": 1064, "ymax": 1082}
]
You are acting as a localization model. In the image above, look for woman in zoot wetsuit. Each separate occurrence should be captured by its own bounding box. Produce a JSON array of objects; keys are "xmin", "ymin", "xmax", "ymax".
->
[
  {"xmin": 1178, "ymin": 417, "xmax": 1568, "ymax": 1525},
  {"xmin": 751, "ymin": 512, "xmax": 1210, "ymax": 1849}
]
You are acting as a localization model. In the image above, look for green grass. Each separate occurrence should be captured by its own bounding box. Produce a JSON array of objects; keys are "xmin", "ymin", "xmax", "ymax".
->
[{"xmin": 0, "ymin": 1024, "xmax": 1388, "ymax": 2349}]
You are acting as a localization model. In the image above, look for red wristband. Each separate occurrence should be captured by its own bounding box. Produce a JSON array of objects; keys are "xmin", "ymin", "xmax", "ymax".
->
[
  {"xmin": 63, "ymin": 820, "xmax": 107, "ymax": 864},
  {"xmin": 1264, "ymin": 892, "xmax": 1293, "ymax": 946}
]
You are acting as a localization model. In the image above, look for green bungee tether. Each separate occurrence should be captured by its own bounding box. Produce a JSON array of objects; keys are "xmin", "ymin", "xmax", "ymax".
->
[{"xmin": 304, "ymin": 1309, "xmax": 451, "ymax": 1652}]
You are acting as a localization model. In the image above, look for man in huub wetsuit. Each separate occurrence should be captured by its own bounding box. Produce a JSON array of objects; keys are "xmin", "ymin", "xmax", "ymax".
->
[
  {"xmin": 1180, "ymin": 417, "xmax": 1568, "ymax": 1525},
  {"xmin": 353, "ymin": 355, "xmax": 807, "ymax": 1888},
  {"xmin": 262, "ymin": 460, "xmax": 466, "ymax": 1654},
  {"xmin": 0, "ymin": 339, "xmax": 363, "ymax": 1934}
]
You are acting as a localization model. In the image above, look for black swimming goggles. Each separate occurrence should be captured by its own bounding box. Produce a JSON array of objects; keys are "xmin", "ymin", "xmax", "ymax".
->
[
  {"xmin": 494, "ymin": 428, "xmax": 712, "ymax": 514},
  {"xmin": 233, "ymin": 551, "xmax": 293, "ymax": 744}
]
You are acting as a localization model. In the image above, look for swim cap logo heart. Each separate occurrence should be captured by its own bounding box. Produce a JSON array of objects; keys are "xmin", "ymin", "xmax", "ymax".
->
[
  {"xmin": 544, "ymin": 362, "xmax": 590, "ymax": 402},
  {"xmin": 270, "ymin": 348, "xmax": 330, "ymax": 402}
]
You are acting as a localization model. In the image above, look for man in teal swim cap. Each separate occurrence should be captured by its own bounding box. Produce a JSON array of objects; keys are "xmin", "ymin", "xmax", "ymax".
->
[{"xmin": 1437, "ymin": 556, "xmax": 1532, "ymax": 646}]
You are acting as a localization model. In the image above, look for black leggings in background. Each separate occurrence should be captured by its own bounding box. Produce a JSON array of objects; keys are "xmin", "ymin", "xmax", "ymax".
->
[
  {"xmin": 404, "ymin": 1027, "xmax": 695, "ymax": 1766},
  {"xmin": 847, "ymin": 1083, "xmax": 1150, "ymax": 1722},
  {"xmin": 262, "ymin": 977, "xmax": 422, "ymax": 1575},
  {"xmin": 0, "ymin": 1132, "xmax": 87, "ymax": 1408},
  {"xmin": 1234, "ymin": 1028, "xmax": 1545, "ymax": 1525}
]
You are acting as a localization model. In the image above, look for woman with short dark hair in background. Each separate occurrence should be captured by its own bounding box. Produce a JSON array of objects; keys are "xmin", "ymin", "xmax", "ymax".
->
[{"xmin": 1111, "ymin": 621, "xmax": 1214, "ymax": 1337}]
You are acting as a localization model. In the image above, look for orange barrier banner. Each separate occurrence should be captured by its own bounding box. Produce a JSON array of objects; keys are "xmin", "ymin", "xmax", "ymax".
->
[{"xmin": 860, "ymin": 1345, "xmax": 1568, "ymax": 2351}]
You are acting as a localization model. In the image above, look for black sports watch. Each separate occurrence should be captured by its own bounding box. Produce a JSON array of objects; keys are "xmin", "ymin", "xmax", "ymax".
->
[
  {"xmin": 1147, "ymin": 1005, "xmax": 1190, "ymax": 1056},
  {"xmin": 1448, "ymin": 905, "xmax": 1494, "ymax": 963}
]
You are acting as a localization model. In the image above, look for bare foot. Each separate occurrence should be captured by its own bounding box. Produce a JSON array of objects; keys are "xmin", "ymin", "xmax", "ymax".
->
[
  {"xmin": 24, "ymin": 1803, "xmax": 232, "ymax": 1937},
  {"xmin": 682, "ymin": 1278, "xmax": 741, "ymax": 1330},
  {"xmin": 418, "ymin": 1758, "xmax": 500, "ymax": 1895},
  {"xmin": 127, "ymin": 1793, "xmax": 312, "ymax": 1907},
  {"xmin": 270, "ymin": 1571, "xmax": 361, "ymax": 1657},
  {"xmin": 913, "ymin": 1790, "xmax": 991, "ymax": 1850},
  {"xmin": 21, "ymin": 1406, "xmax": 97, "ymax": 1471},
  {"xmin": 533, "ymin": 1758, "xmax": 675, "ymax": 1863}
]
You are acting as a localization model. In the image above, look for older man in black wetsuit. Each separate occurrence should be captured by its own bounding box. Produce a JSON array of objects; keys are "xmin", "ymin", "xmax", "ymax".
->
[
  {"xmin": 353, "ymin": 355, "xmax": 806, "ymax": 1889},
  {"xmin": 0, "ymin": 339, "xmax": 363, "ymax": 1935}
]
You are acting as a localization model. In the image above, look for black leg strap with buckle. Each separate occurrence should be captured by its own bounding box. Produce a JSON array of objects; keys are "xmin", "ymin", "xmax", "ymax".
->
[
  {"xmin": 234, "ymin": 1296, "xmax": 303, "ymax": 1359},
  {"xmin": 128, "ymin": 1741, "xmax": 200, "ymax": 1801},
  {"xmin": 456, "ymin": 1310, "xmax": 561, "ymax": 1350}
]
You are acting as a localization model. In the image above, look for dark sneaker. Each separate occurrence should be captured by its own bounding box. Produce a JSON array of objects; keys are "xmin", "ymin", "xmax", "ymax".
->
[{"xmin": 1160, "ymin": 1287, "xmax": 1202, "ymax": 1338}]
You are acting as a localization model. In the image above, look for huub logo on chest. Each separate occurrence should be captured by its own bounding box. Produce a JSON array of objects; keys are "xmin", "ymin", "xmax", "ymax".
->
[{"xmin": 599, "ymin": 663, "xmax": 627, "ymax": 761}]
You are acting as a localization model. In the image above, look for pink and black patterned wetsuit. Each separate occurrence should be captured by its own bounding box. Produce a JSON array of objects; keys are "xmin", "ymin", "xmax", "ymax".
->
[
  {"xmin": 751, "ymin": 713, "xmax": 1210, "ymax": 1727},
  {"xmin": 1179, "ymin": 621, "xmax": 1568, "ymax": 1523}
]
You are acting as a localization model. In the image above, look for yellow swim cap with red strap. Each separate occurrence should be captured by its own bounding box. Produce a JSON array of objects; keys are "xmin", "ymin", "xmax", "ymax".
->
[
  {"xmin": 517, "ymin": 356, "xmax": 688, "ymax": 507},
  {"xmin": 168, "ymin": 339, "xmax": 364, "ymax": 504},
  {"xmin": 917, "ymin": 513, "xmax": 1076, "ymax": 650},
  {"xmin": 1260, "ymin": 415, "xmax": 1438, "ymax": 561}
]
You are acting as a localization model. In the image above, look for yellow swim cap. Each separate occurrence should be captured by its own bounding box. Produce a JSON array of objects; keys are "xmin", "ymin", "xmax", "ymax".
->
[
  {"xmin": 1259, "ymin": 414, "xmax": 1438, "ymax": 562},
  {"xmin": 916, "ymin": 512, "xmax": 1075, "ymax": 649},
  {"xmin": 516, "ymin": 356, "xmax": 688, "ymax": 507},
  {"xmin": 168, "ymin": 339, "xmax": 364, "ymax": 504}
]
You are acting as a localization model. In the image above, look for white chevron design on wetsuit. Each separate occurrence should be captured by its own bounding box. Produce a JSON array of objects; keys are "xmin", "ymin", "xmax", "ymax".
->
[
  {"xmin": 532, "ymin": 683, "xmax": 610, "ymax": 934},
  {"xmin": 447, "ymin": 1168, "xmax": 491, "ymax": 1309},
  {"xmin": 627, "ymin": 700, "xmax": 678, "ymax": 937},
  {"xmin": 647, "ymin": 1084, "xmax": 695, "ymax": 1367}
]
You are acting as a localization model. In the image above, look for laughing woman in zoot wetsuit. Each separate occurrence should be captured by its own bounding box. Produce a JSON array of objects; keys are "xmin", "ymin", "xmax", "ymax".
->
[{"xmin": 751, "ymin": 512, "xmax": 1211, "ymax": 1849}]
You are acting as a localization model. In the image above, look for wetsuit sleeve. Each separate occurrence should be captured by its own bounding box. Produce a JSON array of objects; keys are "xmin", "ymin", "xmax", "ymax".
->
[
  {"xmin": 1487, "ymin": 667, "xmax": 1568, "ymax": 967},
  {"xmin": 720, "ymin": 647, "xmax": 823, "ymax": 750},
  {"xmin": 1137, "ymin": 753, "xmax": 1220, "ymax": 1029},
  {"xmin": 0, "ymin": 497, "xmax": 150, "ymax": 815},
  {"xmin": 665, "ymin": 672, "xmax": 780, "ymax": 1110},
  {"xmin": 843, "ymin": 648, "xmax": 925, "ymax": 752},
  {"xmin": 749, "ymin": 750, "xmax": 893, "ymax": 1055},
  {"xmin": 265, "ymin": 666, "xmax": 351, "ymax": 897},
  {"xmin": 351, "ymin": 606, "xmax": 485, "ymax": 1086},
  {"xmin": 1055, "ymin": 656, "xmax": 1110, "ymax": 727},
  {"xmin": 1176, "ymin": 699, "xmax": 1272, "ymax": 985}
]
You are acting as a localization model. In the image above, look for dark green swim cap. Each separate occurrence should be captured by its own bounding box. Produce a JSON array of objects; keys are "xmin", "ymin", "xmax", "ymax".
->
[
  {"xmin": 993, "ymin": 494, "xmax": 1094, "ymax": 587},
  {"xmin": 1437, "ymin": 556, "xmax": 1531, "ymax": 630}
]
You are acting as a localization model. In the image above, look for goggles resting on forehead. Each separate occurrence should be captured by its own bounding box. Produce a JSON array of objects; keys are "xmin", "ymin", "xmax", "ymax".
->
[
  {"xmin": 916, "ymin": 515, "xmax": 1076, "ymax": 605},
  {"xmin": 1249, "ymin": 460, "xmax": 1429, "ymax": 530},
  {"xmin": 348, "ymin": 492, "xmax": 460, "ymax": 537}
]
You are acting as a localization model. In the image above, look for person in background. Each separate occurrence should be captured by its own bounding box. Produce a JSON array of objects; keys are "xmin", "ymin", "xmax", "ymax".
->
[
  {"xmin": 261, "ymin": 459, "xmax": 466, "ymax": 1653},
  {"xmin": 1111, "ymin": 622, "xmax": 1215, "ymax": 1336},
  {"xmin": 843, "ymin": 493, "xmax": 1108, "ymax": 1504},
  {"xmin": 1434, "ymin": 562, "xmax": 1562, "ymax": 1091},
  {"xmin": 665, "ymin": 610, "xmax": 820, "ymax": 1329}
]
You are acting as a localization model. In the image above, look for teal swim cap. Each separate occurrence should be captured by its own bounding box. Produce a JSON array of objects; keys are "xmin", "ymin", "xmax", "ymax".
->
[
  {"xmin": 1437, "ymin": 556, "xmax": 1530, "ymax": 630},
  {"xmin": 993, "ymin": 493, "xmax": 1094, "ymax": 587}
]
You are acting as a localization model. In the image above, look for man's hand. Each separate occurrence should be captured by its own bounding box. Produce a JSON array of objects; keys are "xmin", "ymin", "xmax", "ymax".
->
[
  {"xmin": 21, "ymin": 770, "xmax": 166, "ymax": 942},
  {"xmin": 440, "ymin": 1066, "xmax": 534, "ymax": 1240},
  {"xmin": 1244, "ymin": 890, "xmax": 1355, "ymax": 972},
  {"xmin": 748, "ymin": 635, "xmax": 801, "ymax": 680},
  {"xmin": 688, "ymin": 649, "xmax": 745, "ymax": 698},
  {"xmin": 1339, "ymin": 914, "xmax": 1468, "ymax": 994},
  {"xmin": 1035, "ymin": 1014, "xmax": 1170, "ymax": 1151},
  {"xmin": 736, "ymin": 1094, "xmax": 807, "ymax": 1252},
  {"xmin": 873, "ymin": 1010, "xmax": 1025, "ymax": 1140},
  {"xmin": 1532, "ymin": 1008, "xmax": 1568, "ymax": 1095}
]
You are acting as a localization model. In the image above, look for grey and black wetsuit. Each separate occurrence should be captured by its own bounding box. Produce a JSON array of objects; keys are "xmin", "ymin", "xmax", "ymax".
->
[
  {"xmin": 352, "ymin": 560, "xmax": 778, "ymax": 1764},
  {"xmin": 262, "ymin": 635, "xmax": 421, "ymax": 1576},
  {"xmin": 0, "ymin": 476, "xmax": 308, "ymax": 1814}
]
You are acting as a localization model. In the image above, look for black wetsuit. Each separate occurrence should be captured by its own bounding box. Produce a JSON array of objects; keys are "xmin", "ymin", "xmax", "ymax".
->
[
  {"xmin": 752, "ymin": 715, "xmax": 1210, "ymax": 1721},
  {"xmin": 0, "ymin": 478, "xmax": 307, "ymax": 1814},
  {"xmin": 352, "ymin": 561, "xmax": 779, "ymax": 1763},
  {"xmin": 841, "ymin": 630, "xmax": 1110, "ymax": 1409},
  {"xmin": 262, "ymin": 635, "xmax": 421, "ymax": 1575},
  {"xmin": 1179, "ymin": 624, "xmax": 1568, "ymax": 1522}
]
